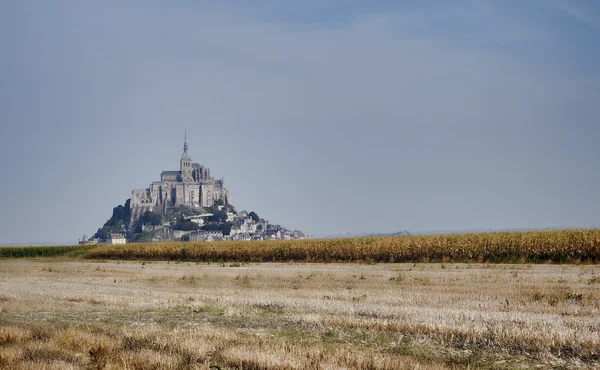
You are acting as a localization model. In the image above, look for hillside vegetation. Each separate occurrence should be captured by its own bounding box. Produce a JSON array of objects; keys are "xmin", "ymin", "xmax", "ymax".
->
[{"xmin": 4, "ymin": 229, "xmax": 597, "ymax": 263}]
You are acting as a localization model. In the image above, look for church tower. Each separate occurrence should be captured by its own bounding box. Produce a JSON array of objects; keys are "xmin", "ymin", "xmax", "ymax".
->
[{"xmin": 180, "ymin": 128, "xmax": 193, "ymax": 182}]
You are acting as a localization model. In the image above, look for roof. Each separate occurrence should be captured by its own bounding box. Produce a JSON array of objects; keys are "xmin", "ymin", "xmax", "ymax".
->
[
  {"xmin": 161, "ymin": 171, "xmax": 179, "ymax": 176},
  {"xmin": 190, "ymin": 230, "xmax": 223, "ymax": 236}
]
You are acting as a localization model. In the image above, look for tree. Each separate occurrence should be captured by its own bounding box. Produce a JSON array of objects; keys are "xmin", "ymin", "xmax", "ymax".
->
[
  {"xmin": 225, "ymin": 204, "xmax": 237, "ymax": 214},
  {"xmin": 172, "ymin": 216, "xmax": 200, "ymax": 231},
  {"xmin": 249, "ymin": 211, "xmax": 260, "ymax": 223},
  {"xmin": 94, "ymin": 228, "xmax": 109, "ymax": 240},
  {"xmin": 105, "ymin": 206, "xmax": 124, "ymax": 227},
  {"xmin": 207, "ymin": 206, "xmax": 228, "ymax": 222},
  {"xmin": 141, "ymin": 211, "xmax": 162, "ymax": 226},
  {"xmin": 215, "ymin": 199, "xmax": 225, "ymax": 206},
  {"xmin": 92, "ymin": 199, "xmax": 131, "ymax": 239},
  {"xmin": 203, "ymin": 222, "xmax": 233, "ymax": 236}
]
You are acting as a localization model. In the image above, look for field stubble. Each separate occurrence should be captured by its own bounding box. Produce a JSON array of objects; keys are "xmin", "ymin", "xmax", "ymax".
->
[{"xmin": 0, "ymin": 260, "xmax": 599, "ymax": 369}]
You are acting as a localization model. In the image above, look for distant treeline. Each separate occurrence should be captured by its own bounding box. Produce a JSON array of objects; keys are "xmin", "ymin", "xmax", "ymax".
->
[{"xmin": 2, "ymin": 229, "xmax": 600, "ymax": 263}]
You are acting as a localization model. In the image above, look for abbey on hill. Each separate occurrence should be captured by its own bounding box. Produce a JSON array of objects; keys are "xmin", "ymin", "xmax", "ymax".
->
[
  {"xmin": 87, "ymin": 131, "xmax": 304, "ymax": 243},
  {"xmin": 130, "ymin": 130, "xmax": 230, "ymax": 219}
]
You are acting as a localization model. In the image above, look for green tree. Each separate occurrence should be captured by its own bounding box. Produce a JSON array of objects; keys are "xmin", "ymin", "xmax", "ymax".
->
[
  {"xmin": 172, "ymin": 215, "xmax": 200, "ymax": 231},
  {"xmin": 172, "ymin": 219, "xmax": 200, "ymax": 231},
  {"xmin": 94, "ymin": 228, "xmax": 109, "ymax": 240},
  {"xmin": 203, "ymin": 222, "xmax": 233, "ymax": 236},
  {"xmin": 249, "ymin": 211, "xmax": 260, "ymax": 223},
  {"xmin": 207, "ymin": 206, "xmax": 228, "ymax": 222},
  {"xmin": 141, "ymin": 211, "xmax": 162, "ymax": 226},
  {"xmin": 92, "ymin": 199, "xmax": 132, "ymax": 239}
]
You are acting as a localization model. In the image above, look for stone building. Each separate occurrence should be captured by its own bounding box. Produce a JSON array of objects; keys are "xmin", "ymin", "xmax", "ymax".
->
[
  {"xmin": 189, "ymin": 230, "xmax": 224, "ymax": 242},
  {"xmin": 130, "ymin": 131, "xmax": 230, "ymax": 220},
  {"xmin": 107, "ymin": 233, "xmax": 126, "ymax": 244}
]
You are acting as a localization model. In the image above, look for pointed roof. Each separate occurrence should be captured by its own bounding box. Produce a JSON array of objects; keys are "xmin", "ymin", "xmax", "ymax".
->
[{"xmin": 181, "ymin": 127, "xmax": 191, "ymax": 161}]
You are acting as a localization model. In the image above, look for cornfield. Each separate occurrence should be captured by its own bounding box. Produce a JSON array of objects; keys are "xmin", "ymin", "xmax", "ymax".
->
[
  {"xmin": 0, "ymin": 245, "xmax": 91, "ymax": 258},
  {"xmin": 85, "ymin": 229, "xmax": 600, "ymax": 263}
]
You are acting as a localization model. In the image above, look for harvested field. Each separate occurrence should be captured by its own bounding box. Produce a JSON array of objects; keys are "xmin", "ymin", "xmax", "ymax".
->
[{"xmin": 0, "ymin": 259, "xmax": 599, "ymax": 369}]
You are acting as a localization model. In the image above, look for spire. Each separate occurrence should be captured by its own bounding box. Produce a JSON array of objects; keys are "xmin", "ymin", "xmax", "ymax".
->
[
  {"xmin": 181, "ymin": 126, "xmax": 191, "ymax": 161},
  {"xmin": 183, "ymin": 126, "xmax": 188, "ymax": 154}
]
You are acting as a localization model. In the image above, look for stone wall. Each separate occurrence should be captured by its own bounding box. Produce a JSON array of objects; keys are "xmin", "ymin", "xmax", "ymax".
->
[
  {"xmin": 173, "ymin": 230, "xmax": 189, "ymax": 239},
  {"xmin": 184, "ymin": 184, "xmax": 200, "ymax": 207},
  {"xmin": 131, "ymin": 189, "xmax": 151, "ymax": 207}
]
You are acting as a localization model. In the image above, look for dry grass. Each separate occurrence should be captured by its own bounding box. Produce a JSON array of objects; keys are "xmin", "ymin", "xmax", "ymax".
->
[
  {"xmin": 0, "ymin": 259, "xmax": 599, "ymax": 369},
  {"xmin": 86, "ymin": 229, "xmax": 600, "ymax": 263}
]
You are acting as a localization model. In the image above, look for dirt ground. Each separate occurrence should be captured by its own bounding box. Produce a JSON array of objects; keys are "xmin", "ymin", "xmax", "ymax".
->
[{"xmin": 0, "ymin": 259, "xmax": 598, "ymax": 369}]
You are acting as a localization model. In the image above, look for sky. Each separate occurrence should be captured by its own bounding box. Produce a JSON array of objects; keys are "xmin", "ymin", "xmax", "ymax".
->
[{"xmin": 0, "ymin": 0, "xmax": 599, "ymax": 244}]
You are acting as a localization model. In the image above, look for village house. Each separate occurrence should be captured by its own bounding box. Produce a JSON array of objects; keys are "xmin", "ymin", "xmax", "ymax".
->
[{"xmin": 107, "ymin": 233, "xmax": 126, "ymax": 244}]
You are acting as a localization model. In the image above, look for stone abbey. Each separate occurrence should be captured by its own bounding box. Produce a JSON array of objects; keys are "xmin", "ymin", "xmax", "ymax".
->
[{"xmin": 130, "ymin": 131, "xmax": 230, "ymax": 219}]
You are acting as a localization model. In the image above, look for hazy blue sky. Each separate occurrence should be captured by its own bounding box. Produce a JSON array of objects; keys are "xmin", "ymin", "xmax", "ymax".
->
[{"xmin": 1, "ymin": 0, "xmax": 599, "ymax": 244}]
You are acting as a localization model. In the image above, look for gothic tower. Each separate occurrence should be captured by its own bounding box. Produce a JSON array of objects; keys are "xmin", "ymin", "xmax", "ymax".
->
[{"xmin": 180, "ymin": 128, "xmax": 193, "ymax": 182}]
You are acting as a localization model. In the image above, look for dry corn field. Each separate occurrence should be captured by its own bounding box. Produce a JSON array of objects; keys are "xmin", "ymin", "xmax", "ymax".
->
[
  {"xmin": 0, "ymin": 259, "xmax": 599, "ymax": 369},
  {"xmin": 85, "ymin": 230, "xmax": 600, "ymax": 264},
  {"xmin": 2, "ymin": 230, "xmax": 600, "ymax": 264}
]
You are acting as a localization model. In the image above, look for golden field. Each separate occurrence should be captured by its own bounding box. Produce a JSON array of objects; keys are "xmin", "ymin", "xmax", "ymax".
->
[
  {"xmin": 2, "ymin": 230, "xmax": 599, "ymax": 264},
  {"xmin": 1, "ymin": 229, "xmax": 599, "ymax": 369},
  {"xmin": 0, "ymin": 259, "xmax": 599, "ymax": 369},
  {"xmin": 85, "ymin": 229, "xmax": 600, "ymax": 263}
]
